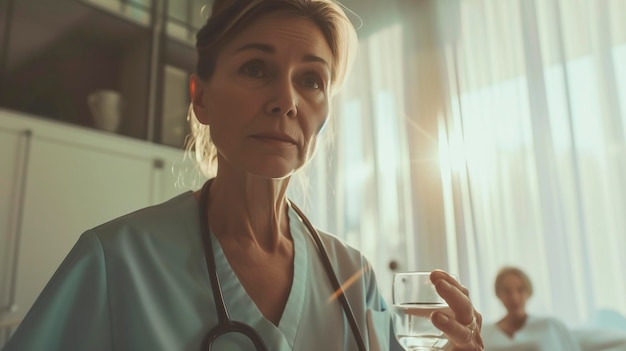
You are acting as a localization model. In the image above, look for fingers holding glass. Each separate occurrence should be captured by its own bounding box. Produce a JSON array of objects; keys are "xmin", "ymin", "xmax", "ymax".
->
[
  {"xmin": 432, "ymin": 278, "xmax": 474, "ymax": 325},
  {"xmin": 428, "ymin": 271, "xmax": 483, "ymax": 349},
  {"xmin": 431, "ymin": 309, "xmax": 484, "ymax": 350}
]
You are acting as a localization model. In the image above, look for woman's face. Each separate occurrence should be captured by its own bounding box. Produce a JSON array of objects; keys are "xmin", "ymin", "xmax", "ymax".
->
[
  {"xmin": 192, "ymin": 12, "xmax": 334, "ymax": 179},
  {"xmin": 497, "ymin": 274, "xmax": 530, "ymax": 316}
]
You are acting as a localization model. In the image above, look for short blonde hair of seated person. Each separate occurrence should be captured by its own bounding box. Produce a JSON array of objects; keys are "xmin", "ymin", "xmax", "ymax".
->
[{"xmin": 494, "ymin": 266, "xmax": 533, "ymax": 297}]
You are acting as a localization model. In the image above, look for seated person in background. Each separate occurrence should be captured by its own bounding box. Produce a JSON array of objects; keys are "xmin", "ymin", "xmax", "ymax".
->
[{"xmin": 481, "ymin": 266, "xmax": 581, "ymax": 351}]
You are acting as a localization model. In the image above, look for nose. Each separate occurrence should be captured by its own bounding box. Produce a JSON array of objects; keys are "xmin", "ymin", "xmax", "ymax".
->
[{"xmin": 266, "ymin": 79, "xmax": 298, "ymax": 118}]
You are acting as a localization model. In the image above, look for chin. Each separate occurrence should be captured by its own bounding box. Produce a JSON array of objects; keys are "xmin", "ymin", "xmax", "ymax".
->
[{"xmin": 510, "ymin": 308, "xmax": 525, "ymax": 316}]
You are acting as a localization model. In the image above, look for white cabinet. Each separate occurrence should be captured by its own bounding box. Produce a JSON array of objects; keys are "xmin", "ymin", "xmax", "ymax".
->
[
  {"xmin": 0, "ymin": 128, "xmax": 30, "ymax": 343},
  {"xmin": 0, "ymin": 109, "xmax": 202, "ymax": 345}
]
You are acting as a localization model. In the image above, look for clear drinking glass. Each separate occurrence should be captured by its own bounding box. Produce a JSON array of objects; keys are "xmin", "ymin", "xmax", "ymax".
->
[{"xmin": 392, "ymin": 272, "xmax": 452, "ymax": 350}]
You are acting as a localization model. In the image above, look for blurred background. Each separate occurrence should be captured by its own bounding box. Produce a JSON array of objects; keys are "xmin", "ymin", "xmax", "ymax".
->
[
  {"xmin": 300, "ymin": 0, "xmax": 626, "ymax": 333},
  {"xmin": 1, "ymin": 0, "xmax": 626, "ymax": 346}
]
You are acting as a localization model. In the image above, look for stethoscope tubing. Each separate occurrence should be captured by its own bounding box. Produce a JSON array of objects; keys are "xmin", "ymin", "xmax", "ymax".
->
[
  {"xmin": 199, "ymin": 180, "xmax": 269, "ymax": 350},
  {"xmin": 289, "ymin": 201, "xmax": 367, "ymax": 351},
  {"xmin": 198, "ymin": 179, "xmax": 366, "ymax": 351}
]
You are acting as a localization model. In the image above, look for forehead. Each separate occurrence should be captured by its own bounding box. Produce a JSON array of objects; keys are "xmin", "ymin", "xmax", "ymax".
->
[
  {"xmin": 221, "ymin": 12, "xmax": 334, "ymax": 63},
  {"xmin": 501, "ymin": 274, "xmax": 525, "ymax": 288}
]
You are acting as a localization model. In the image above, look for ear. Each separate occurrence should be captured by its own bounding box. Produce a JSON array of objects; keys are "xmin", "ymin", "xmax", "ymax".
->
[{"xmin": 190, "ymin": 74, "xmax": 210, "ymax": 125}]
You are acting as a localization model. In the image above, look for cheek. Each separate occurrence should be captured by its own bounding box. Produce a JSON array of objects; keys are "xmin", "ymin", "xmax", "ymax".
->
[
  {"xmin": 305, "ymin": 109, "xmax": 329, "ymax": 152},
  {"xmin": 205, "ymin": 85, "xmax": 259, "ymax": 126},
  {"xmin": 300, "ymin": 103, "xmax": 329, "ymax": 159},
  {"xmin": 298, "ymin": 92, "xmax": 329, "ymax": 132},
  {"xmin": 311, "ymin": 98, "xmax": 330, "ymax": 133},
  {"xmin": 499, "ymin": 294, "xmax": 514, "ymax": 305}
]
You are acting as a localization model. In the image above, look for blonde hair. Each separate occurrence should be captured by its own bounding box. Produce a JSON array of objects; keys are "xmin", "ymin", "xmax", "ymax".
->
[
  {"xmin": 185, "ymin": 0, "xmax": 358, "ymax": 178},
  {"xmin": 494, "ymin": 266, "xmax": 534, "ymax": 297}
]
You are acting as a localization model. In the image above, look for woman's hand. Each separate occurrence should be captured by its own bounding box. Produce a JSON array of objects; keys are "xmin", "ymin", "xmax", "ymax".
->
[{"xmin": 430, "ymin": 270, "xmax": 484, "ymax": 351}]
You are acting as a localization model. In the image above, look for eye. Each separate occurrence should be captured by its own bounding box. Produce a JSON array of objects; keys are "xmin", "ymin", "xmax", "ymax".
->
[
  {"xmin": 301, "ymin": 73, "xmax": 324, "ymax": 90},
  {"xmin": 240, "ymin": 60, "xmax": 267, "ymax": 78}
]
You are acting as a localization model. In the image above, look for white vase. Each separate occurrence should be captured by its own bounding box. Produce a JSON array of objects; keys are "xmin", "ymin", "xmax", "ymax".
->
[{"xmin": 88, "ymin": 90, "xmax": 123, "ymax": 132}]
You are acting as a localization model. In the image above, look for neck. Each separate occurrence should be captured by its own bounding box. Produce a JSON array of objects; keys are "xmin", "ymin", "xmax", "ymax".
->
[
  {"xmin": 504, "ymin": 312, "xmax": 528, "ymax": 326},
  {"xmin": 198, "ymin": 172, "xmax": 292, "ymax": 253}
]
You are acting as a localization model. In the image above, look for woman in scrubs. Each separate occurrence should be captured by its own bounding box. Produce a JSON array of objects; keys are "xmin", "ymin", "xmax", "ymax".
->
[
  {"xmin": 5, "ymin": 1, "xmax": 484, "ymax": 350},
  {"xmin": 481, "ymin": 267, "xmax": 581, "ymax": 350}
]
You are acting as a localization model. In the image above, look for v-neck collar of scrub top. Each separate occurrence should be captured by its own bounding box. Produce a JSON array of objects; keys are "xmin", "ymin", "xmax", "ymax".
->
[
  {"xmin": 208, "ymin": 204, "xmax": 308, "ymax": 349},
  {"xmin": 495, "ymin": 315, "xmax": 533, "ymax": 341}
]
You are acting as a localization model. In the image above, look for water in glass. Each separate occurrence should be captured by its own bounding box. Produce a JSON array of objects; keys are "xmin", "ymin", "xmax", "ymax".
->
[
  {"xmin": 392, "ymin": 272, "xmax": 453, "ymax": 350},
  {"xmin": 392, "ymin": 302, "xmax": 449, "ymax": 350}
]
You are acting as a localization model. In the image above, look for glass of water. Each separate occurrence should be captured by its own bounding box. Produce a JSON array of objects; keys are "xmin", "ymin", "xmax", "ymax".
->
[{"xmin": 392, "ymin": 272, "xmax": 453, "ymax": 350}]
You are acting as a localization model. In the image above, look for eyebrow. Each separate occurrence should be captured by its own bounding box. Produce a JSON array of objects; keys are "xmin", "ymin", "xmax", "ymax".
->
[{"xmin": 235, "ymin": 42, "xmax": 330, "ymax": 69}]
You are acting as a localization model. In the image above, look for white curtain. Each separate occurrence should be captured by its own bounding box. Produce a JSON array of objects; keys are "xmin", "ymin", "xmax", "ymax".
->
[
  {"xmin": 296, "ymin": 0, "xmax": 626, "ymax": 326},
  {"xmin": 297, "ymin": 0, "xmax": 626, "ymax": 326},
  {"xmin": 437, "ymin": 0, "xmax": 626, "ymax": 326}
]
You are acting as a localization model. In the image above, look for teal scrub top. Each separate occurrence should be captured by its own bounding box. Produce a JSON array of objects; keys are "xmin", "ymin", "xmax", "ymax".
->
[{"xmin": 4, "ymin": 192, "xmax": 403, "ymax": 350}]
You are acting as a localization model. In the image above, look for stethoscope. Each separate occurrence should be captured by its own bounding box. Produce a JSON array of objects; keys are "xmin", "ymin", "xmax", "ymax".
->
[{"xmin": 198, "ymin": 179, "xmax": 366, "ymax": 351}]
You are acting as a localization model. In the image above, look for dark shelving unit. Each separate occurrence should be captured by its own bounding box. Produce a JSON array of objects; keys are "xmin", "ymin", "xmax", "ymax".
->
[{"xmin": 0, "ymin": 0, "xmax": 203, "ymax": 148}]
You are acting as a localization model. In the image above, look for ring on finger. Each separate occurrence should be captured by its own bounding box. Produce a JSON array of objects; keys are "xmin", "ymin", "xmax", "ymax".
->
[{"xmin": 464, "ymin": 317, "xmax": 477, "ymax": 344}]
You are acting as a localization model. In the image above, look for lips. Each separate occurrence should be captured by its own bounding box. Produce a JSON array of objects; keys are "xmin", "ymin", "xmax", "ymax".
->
[{"xmin": 251, "ymin": 132, "xmax": 297, "ymax": 144}]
